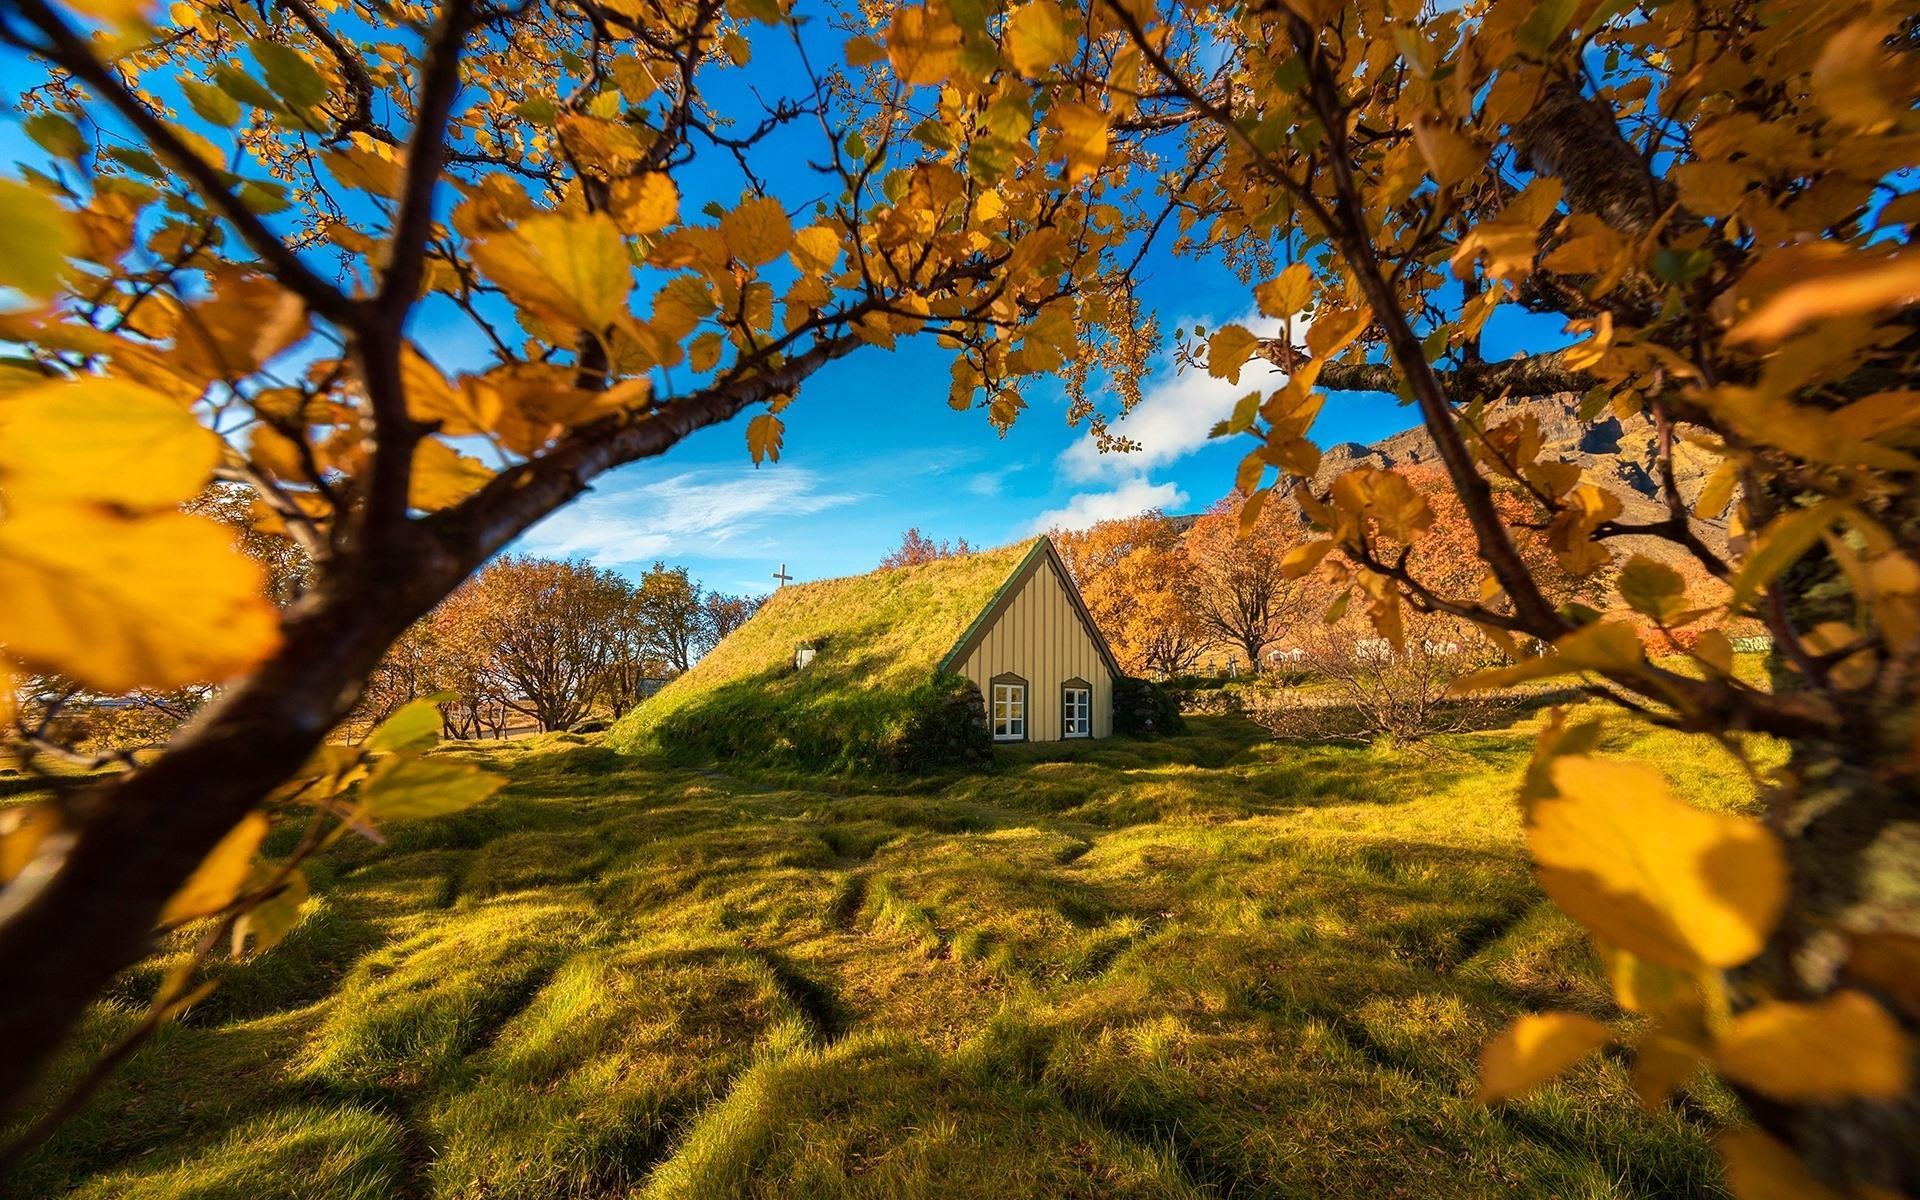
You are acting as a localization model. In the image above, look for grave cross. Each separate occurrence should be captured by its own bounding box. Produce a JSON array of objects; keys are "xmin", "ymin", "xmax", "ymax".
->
[{"xmin": 772, "ymin": 563, "xmax": 793, "ymax": 588}]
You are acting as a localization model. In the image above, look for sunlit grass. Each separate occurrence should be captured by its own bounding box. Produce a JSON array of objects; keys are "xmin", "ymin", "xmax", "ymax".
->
[{"xmin": 5, "ymin": 712, "xmax": 1756, "ymax": 1199}]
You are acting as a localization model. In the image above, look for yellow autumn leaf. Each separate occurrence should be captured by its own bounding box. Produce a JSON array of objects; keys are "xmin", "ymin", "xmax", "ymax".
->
[
  {"xmin": 1049, "ymin": 101, "xmax": 1108, "ymax": 183},
  {"xmin": 843, "ymin": 34, "xmax": 885, "ymax": 67},
  {"xmin": 174, "ymin": 269, "xmax": 311, "ymax": 384},
  {"xmin": 403, "ymin": 346, "xmax": 500, "ymax": 437},
  {"xmin": 1632, "ymin": 1031, "xmax": 1705, "ymax": 1109},
  {"xmin": 1531, "ymin": 757, "xmax": 1787, "ymax": 970},
  {"xmin": 1236, "ymin": 488, "xmax": 1268, "ymax": 536},
  {"xmin": 1451, "ymin": 620, "xmax": 1645, "ymax": 691},
  {"xmin": 358, "ymin": 756, "xmax": 506, "ymax": 822},
  {"xmin": 1615, "ymin": 553, "xmax": 1688, "ymax": 623},
  {"xmin": 1691, "ymin": 629, "xmax": 1735, "ymax": 677},
  {"xmin": 1005, "ymin": 1, "xmax": 1074, "ymax": 76},
  {"xmin": 1812, "ymin": 18, "xmax": 1906, "ymax": 133},
  {"xmin": 472, "ymin": 212, "xmax": 633, "ymax": 330},
  {"xmin": 1716, "ymin": 1130, "xmax": 1847, "ymax": 1200},
  {"xmin": 720, "ymin": 196, "xmax": 794, "ymax": 267},
  {"xmin": 1256, "ymin": 264, "xmax": 1313, "ymax": 319},
  {"xmin": 322, "ymin": 144, "xmax": 407, "ymax": 199},
  {"xmin": 364, "ymin": 692, "xmax": 452, "ymax": 753},
  {"xmin": 1208, "ymin": 324, "xmax": 1261, "ymax": 383},
  {"xmin": 1410, "ymin": 118, "xmax": 1481, "ymax": 189},
  {"xmin": 1450, "ymin": 180, "xmax": 1560, "ymax": 283},
  {"xmin": 1305, "ymin": 304, "xmax": 1370, "ymax": 360},
  {"xmin": 1477, "ymin": 1011, "xmax": 1612, "ymax": 1102},
  {"xmin": 791, "ymin": 224, "xmax": 841, "ymax": 274},
  {"xmin": 1329, "ymin": 466, "xmax": 1434, "ymax": 540},
  {"xmin": 0, "ymin": 506, "xmax": 280, "ymax": 691},
  {"xmin": 159, "ymin": 812, "xmax": 269, "ymax": 925},
  {"xmin": 1847, "ymin": 931, "xmax": 1920, "ymax": 1022},
  {"xmin": 1714, "ymin": 991, "xmax": 1911, "ymax": 1101},
  {"xmin": 1280, "ymin": 539, "xmax": 1334, "ymax": 579},
  {"xmin": 1672, "ymin": 160, "xmax": 1755, "ymax": 217},
  {"xmin": 1727, "ymin": 247, "xmax": 1920, "ymax": 346},
  {"xmin": 0, "ymin": 377, "xmax": 220, "ymax": 511},
  {"xmin": 0, "ymin": 179, "xmax": 78, "ymax": 304},
  {"xmin": 611, "ymin": 173, "xmax": 679, "ymax": 236},
  {"xmin": 233, "ymin": 865, "xmax": 309, "ymax": 956},
  {"xmin": 1692, "ymin": 459, "xmax": 1738, "ymax": 520},
  {"xmin": 747, "ymin": 412, "xmax": 784, "ymax": 464},
  {"xmin": 689, "ymin": 331, "xmax": 724, "ymax": 373},
  {"xmin": 0, "ymin": 804, "xmax": 59, "ymax": 887},
  {"xmin": 58, "ymin": 0, "xmax": 155, "ymax": 25},
  {"xmin": 409, "ymin": 437, "xmax": 493, "ymax": 511},
  {"xmin": 1729, "ymin": 500, "xmax": 1848, "ymax": 607},
  {"xmin": 1595, "ymin": 942, "xmax": 1700, "ymax": 1017},
  {"xmin": 885, "ymin": 5, "xmax": 960, "ymax": 87}
]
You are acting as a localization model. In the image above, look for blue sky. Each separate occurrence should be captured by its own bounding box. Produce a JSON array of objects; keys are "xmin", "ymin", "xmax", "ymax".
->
[{"xmin": 1, "ymin": 4, "xmax": 1570, "ymax": 598}]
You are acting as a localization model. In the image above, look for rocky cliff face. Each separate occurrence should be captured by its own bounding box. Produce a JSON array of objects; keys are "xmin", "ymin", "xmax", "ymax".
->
[
  {"xmin": 1303, "ymin": 393, "xmax": 1731, "ymax": 563},
  {"xmin": 1312, "ymin": 393, "xmax": 1720, "ymax": 506}
]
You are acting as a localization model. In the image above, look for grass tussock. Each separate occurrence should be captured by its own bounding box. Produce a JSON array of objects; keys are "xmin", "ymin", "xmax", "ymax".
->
[{"xmin": 5, "ymin": 711, "xmax": 1758, "ymax": 1199}]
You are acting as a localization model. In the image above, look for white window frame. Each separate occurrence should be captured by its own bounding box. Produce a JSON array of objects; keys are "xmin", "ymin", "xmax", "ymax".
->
[
  {"xmin": 991, "ymin": 679, "xmax": 1027, "ymax": 741},
  {"xmin": 1062, "ymin": 684, "xmax": 1092, "ymax": 738}
]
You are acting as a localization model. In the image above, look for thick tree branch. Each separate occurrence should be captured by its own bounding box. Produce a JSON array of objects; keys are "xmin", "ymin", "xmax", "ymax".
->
[
  {"xmin": 360, "ymin": 0, "xmax": 483, "ymax": 545},
  {"xmin": 1283, "ymin": 15, "xmax": 1569, "ymax": 639},
  {"xmin": 0, "ymin": 333, "xmax": 859, "ymax": 1121},
  {"xmin": 1512, "ymin": 78, "xmax": 1671, "ymax": 238},
  {"xmin": 376, "ymin": 0, "xmax": 479, "ymax": 323},
  {"xmin": 429, "ymin": 334, "xmax": 864, "ymax": 560}
]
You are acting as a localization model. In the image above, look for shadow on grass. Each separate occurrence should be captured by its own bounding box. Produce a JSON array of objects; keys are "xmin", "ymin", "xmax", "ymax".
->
[{"xmin": 7, "ymin": 710, "xmax": 1740, "ymax": 1200}]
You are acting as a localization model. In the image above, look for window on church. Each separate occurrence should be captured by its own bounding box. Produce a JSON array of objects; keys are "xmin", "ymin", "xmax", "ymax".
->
[
  {"xmin": 1062, "ymin": 684, "xmax": 1091, "ymax": 738},
  {"xmin": 991, "ymin": 678, "xmax": 1026, "ymax": 741}
]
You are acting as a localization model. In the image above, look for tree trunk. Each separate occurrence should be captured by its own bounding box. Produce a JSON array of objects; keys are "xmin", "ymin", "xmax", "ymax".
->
[
  {"xmin": 0, "ymin": 548, "xmax": 459, "ymax": 1119},
  {"xmin": 1750, "ymin": 729, "xmax": 1920, "ymax": 1191}
]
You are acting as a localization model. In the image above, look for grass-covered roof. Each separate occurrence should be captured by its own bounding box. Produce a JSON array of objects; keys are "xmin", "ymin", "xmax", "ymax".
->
[{"xmin": 607, "ymin": 539, "xmax": 1043, "ymax": 769}]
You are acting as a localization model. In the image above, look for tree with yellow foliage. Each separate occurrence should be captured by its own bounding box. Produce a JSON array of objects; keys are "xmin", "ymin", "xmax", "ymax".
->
[
  {"xmin": 917, "ymin": 0, "xmax": 1916, "ymax": 1189},
  {"xmin": 1184, "ymin": 492, "xmax": 1310, "ymax": 668},
  {"xmin": 1052, "ymin": 512, "xmax": 1210, "ymax": 676},
  {"xmin": 0, "ymin": 0, "xmax": 1154, "ymax": 1127}
]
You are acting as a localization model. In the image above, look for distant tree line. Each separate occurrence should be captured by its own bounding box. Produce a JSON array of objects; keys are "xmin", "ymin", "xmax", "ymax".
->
[
  {"xmin": 5, "ymin": 537, "xmax": 759, "ymax": 763},
  {"xmin": 1051, "ymin": 471, "xmax": 1679, "ymax": 683},
  {"xmin": 355, "ymin": 558, "xmax": 761, "ymax": 736}
]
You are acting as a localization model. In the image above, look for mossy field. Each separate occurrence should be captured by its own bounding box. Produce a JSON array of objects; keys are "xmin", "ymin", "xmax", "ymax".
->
[{"xmin": 5, "ymin": 712, "xmax": 1772, "ymax": 1199}]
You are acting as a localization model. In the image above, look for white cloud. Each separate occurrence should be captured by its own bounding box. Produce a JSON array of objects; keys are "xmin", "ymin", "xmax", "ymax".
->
[
  {"xmin": 1026, "ymin": 478, "xmax": 1190, "ymax": 534},
  {"xmin": 964, "ymin": 462, "xmax": 1025, "ymax": 498},
  {"xmin": 1059, "ymin": 312, "xmax": 1295, "ymax": 482},
  {"xmin": 515, "ymin": 466, "xmax": 863, "ymax": 566}
]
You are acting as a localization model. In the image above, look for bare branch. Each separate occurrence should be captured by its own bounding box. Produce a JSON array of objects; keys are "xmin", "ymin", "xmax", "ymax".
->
[{"xmin": 7, "ymin": 0, "xmax": 361, "ymax": 330}]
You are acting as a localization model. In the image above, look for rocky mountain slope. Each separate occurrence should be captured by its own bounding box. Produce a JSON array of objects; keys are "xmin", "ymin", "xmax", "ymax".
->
[
  {"xmin": 1159, "ymin": 393, "xmax": 1731, "ymax": 570},
  {"xmin": 1314, "ymin": 393, "xmax": 1716, "ymax": 506},
  {"xmin": 1305, "ymin": 393, "xmax": 1732, "ymax": 563}
]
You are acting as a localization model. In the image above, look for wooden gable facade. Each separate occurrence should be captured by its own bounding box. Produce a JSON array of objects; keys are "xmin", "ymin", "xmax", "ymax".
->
[{"xmin": 940, "ymin": 538, "xmax": 1122, "ymax": 741}]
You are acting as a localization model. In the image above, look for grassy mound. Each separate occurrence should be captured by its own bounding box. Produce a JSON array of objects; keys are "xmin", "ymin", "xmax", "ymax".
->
[
  {"xmin": 6, "ymin": 717, "xmax": 1773, "ymax": 1198},
  {"xmin": 607, "ymin": 541, "xmax": 1039, "ymax": 770}
]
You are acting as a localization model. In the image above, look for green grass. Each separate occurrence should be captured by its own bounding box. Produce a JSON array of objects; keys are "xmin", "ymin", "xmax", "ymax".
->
[{"xmin": 4, "ymin": 710, "xmax": 1768, "ymax": 1199}]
